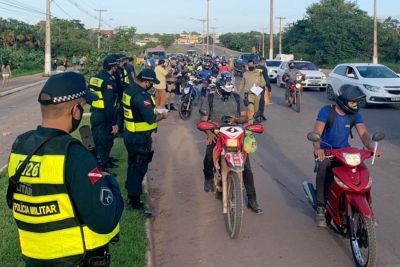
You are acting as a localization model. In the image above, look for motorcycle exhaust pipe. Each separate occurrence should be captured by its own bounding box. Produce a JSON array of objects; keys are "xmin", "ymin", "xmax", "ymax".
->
[{"xmin": 302, "ymin": 181, "xmax": 317, "ymax": 210}]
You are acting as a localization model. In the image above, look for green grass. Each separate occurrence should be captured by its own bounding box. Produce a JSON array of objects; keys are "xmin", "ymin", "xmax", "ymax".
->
[{"xmin": 0, "ymin": 113, "xmax": 148, "ymax": 267}]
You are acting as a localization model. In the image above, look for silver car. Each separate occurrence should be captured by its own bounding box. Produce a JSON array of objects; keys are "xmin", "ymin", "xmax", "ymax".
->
[
  {"xmin": 265, "ymin": 60, "xmax": 282, "ymax": 82},
  {"xmin": 327, "ymin": 63, "xmax": 400, "ymax": 107}
]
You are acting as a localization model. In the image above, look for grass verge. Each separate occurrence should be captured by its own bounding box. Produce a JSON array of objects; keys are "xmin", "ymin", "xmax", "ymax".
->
[{"xmin": 0, "ymin": 114, "xmax": 148, "ymax": 267}]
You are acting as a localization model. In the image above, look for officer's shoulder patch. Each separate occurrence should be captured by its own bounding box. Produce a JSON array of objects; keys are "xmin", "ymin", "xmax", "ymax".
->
[
  {"xmin": 88, "ymin": 168, "xmax": 103, "ymax": 184},
  {"xmin": 143, "ymin": 100, "xmax": 151, "ymax": 107},
  {"xmin": 100, "ymin": 187, "xmax": 114, "ymax": 206},
  {"xmin": 107, "ymin": 85, "xmax": 113, "ymax": 90}
]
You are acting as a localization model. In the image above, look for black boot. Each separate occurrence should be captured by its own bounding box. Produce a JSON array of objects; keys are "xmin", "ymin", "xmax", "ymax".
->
[
  {"xmin": 247, "ymin": 198, "xmax": 263, "ymax": 214},
  {"xmin": 169, "ymin": 103, "xmax": 177, "ymax": 111},
  {"xmin": 128, "ymin": 196, "xmax": 152, "ymax": 217},
  {"xmin": 204, "ymin": 179, "xmax": 214, "ymax": 192}
]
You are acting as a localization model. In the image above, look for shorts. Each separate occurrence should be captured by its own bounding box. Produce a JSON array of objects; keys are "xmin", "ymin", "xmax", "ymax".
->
[{"xmin": 2, "ymin": 74, "xmax": 9, "ymax": 78}]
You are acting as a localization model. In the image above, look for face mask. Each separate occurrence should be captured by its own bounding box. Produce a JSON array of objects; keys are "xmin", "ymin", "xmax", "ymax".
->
[
  {"xmin": 289, "ymin": 65, "xmax": 295, "ymax": 69},
  {"xmin": 146, "ymin": 82, "xmax": 153, "ymax": 90},
  {"xmin": 71, "ymin": 104, "xmax": 83, "ymax": 133},
  {"xmin": 248, "ymin": 66, "xmax": 255, "ymax": 71}
]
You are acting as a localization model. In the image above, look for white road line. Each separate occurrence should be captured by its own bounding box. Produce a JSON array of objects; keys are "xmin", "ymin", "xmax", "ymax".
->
[{"xmin": 0, "ymin": 80, "xmax": 47, "ymax": 97}]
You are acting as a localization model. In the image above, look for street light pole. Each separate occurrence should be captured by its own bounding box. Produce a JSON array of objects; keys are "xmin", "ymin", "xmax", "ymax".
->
[
  {"xmin": 275, "ymin": 16, "xmax": 286, "ymax": 55},
  {"xmin": 95, "ymin": 9, "xmax": 107, "ymax": 49},
  {"xmin": 373, "ymin": 0, "xmax": 378, "ymax": 64},
  {"xmin": 211, "ymin": 27, "xmax": 217, "ymax": 57},
  {"xmin": 44, "ymin": 0, "xmax": 51, "ymax": 76},
  {"xmin": 269, "ymin": 0, "xmax": 274, "ymax": 60},
  {"xmin": 260, "ymin": 28, "xmax": 266, "ymax": 57},
  {"xmin": 206, "ymin": 0, "xmax": 210, "ymax": 55}
]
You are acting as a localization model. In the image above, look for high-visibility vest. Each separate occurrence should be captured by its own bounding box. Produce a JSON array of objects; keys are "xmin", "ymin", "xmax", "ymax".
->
[
  {"xmin": 8, "ymin": 132, "xmax": 119, "ymax": 266},
  {"xmin": 122, "ymin": 89, "xmax": 158, "ymax": 133},
  {"xmin": 89, "ymin": 77, "xmax": 105, "ymax": 109},
  {"xmin": 123, "ymin": 69, "xmax": 129, "ymax": 85}
]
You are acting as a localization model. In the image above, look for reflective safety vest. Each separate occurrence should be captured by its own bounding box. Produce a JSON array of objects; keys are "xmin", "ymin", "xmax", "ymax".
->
[
  {"xmin": 122, "ymin": 90, "xmax": 158, "ymax": 133},
  {"xmin": 8, "ymin": 133, "xmax": 119, "ymax": 266},
  {"xmin": 89, "ymin": 77, "xmax": 105, "ymax": 109},
  {"xmin": 123, "ymin": 69, "xmax": 129, "ymax": 85}
]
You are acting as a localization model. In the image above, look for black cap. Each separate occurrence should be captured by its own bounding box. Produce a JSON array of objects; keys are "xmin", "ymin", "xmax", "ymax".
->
[
  {"xmin": 137, "ymin": 69, "xmax": 160, "ymax": 84},
  {"xmin": 103, "ymin": 55, "xmax": 118, "ymax": 69},
  {"xmin": 259, "ymin": 57, "xmax": 266, "ymax": 62},
  {"xmin": 38, "ymin": 72, "xmax": 98, "ymax": 105},
  {"xmin": 127, "ymin": 56, "xmax": 134, "ymax": 61}
]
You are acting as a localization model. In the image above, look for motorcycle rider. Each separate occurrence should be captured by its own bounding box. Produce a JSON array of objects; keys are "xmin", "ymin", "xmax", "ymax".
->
[
  {"xmin": 312, "ymin": 84, "xmax": 381, "ymax": 227},
  {"xmin": 200, "ymin": 76, "xmax": 263, "ymax": 214},
  {"xmin": 283, "ymin": 61, "xmax": 303, "ymax": 104},
  {"xmin": 199, "ymin": 63, "xmax": 212, "ymax": 81}
]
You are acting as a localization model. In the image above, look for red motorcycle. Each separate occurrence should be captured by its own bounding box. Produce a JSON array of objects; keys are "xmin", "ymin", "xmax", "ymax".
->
[
  {"xmin": 197, "ymin": 119, "xmax": 264, "ymax": 239},
  {"xmin": 284, "ymin": 73, "xmax": 305, "ymax": 113},
  {"xmin": 303, "ymin": 132, "xmax": 384, "ymax": 267}
]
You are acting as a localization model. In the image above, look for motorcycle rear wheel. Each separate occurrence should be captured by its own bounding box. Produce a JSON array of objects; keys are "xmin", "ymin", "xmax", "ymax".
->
[
  {"xmin": 179, "ymin": 101, "xmax": 192, "ymax": 120},
  {"xmin": 224, "ymin": 171, "xmax": 243, "ymax": 239},
  {"xmin": 349, "ymin": 211, "xmax": 377, "ymax": 267}
]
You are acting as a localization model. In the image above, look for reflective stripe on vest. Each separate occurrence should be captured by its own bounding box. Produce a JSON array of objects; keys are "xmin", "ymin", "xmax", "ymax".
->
[
  {"xmin": 122, "ymin": 92, "xmax": 157, "ymax": 133},
  {"xmin": 8, "ymin": 147, "xmax": 119, "ymax": 263},
  {"xmin": 123, "ymin": 69, "xmax": 129, "ymax": 85},
  {"xmin": 89, "ymin": 77, "xmax": 105, "ymax": 109}
]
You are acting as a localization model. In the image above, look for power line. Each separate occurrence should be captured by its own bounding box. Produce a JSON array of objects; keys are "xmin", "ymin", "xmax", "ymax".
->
[
  {"xmin": 66, "ymin": 0, "xmax": 98, "ymax": 21},
  {"xmin": 53, "ymin": 0, "xmax": 75, "ymax": 20},
  {"xmin": 0, "ymin": 0, "xmax": 46, "ymax": 16}
]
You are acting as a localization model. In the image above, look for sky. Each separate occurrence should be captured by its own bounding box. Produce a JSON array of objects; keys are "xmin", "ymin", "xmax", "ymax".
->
[{"xmin": 0, "ymin": 0, "xmax": 399, "ymax": 34}]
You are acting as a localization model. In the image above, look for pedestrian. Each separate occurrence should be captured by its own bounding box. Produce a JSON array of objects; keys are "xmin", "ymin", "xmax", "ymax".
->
[
  {"xmin": 2, "ymin": 60, "xmax": 11, "ymax": 88},
  {"xmin": 88, "ymin": 55, "xmax": 119, "ymax": 171},
  {"xmin": 63, "ymin": 57, "xmax": 68, "ymax": 69},
  {"xmin": 256, "ymin": 57, "xmax": 272, "ymax": 121},
  {"xmin": 79, "ymin": 57, "xmax": 85, "ymax": 69},
  {"xmin": 154, "ymin": 59, "xmax": 172, "ymax": 109},
  {"xmin": 6, "ymin": 71, "xmax": 123, "ymax": 266},
  {"xmin": 125, "ymin": 57, "xmax": 136, "ymax": 85},
  {"xmin": 53, "ymin": 57, "xmax": 58, "ymax": 70},
  {"xmin": 122, "ymin": 69, "xmax": 169, "ymax": 216},
  {"xmin": 238, "ymin": 60, "xmax": 266, "ymax": 124}
]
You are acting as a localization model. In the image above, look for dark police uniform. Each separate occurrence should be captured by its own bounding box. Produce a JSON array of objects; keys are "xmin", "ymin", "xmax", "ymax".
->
[
  {"xmin": 115, "ymin": 56, "xmax": 130, "ymax": 135},
  {"xmin": 89, "ymin": 56, "xmax": 118, "ymax": 169},
  {"xmin": 7, "ymin": 72, "xmax": 123, "ymax": 267},
  {"xmin": 122, "ymin": 69, "xmax": 159, "ymax": 212},
  {"xmin": 256, "ymin": 63, "xmax": 271, "ymax": 119}
]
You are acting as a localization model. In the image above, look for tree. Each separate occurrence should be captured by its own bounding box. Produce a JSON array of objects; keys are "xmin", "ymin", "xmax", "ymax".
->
[{"xmin": 159, "ymin": 34, "xmax": 175, "ymax": 47}]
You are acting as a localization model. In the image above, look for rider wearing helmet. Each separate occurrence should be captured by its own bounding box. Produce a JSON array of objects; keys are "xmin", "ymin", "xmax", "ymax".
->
[
  {"xmin": 219, "ymin": 59, "xmax": 230, "ymax": 73},
  {"xmin": 283, "ymin": 60, "xmax": 303, "ymax": 103},
  {"xmin": 312, "ymin": 84, "xmax": 381, "ymax": 227},
  {"xmin": 200, "ymin": 73, "xmax": 263, "ymax": 214}
]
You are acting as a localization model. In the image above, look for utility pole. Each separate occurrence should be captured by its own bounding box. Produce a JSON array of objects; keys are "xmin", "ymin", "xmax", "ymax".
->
[
  {"xmin": 211, "ymin": 26, "xmax": 217, "ymax": 57},
  {"xmin": 373, "ymin": 0, "xmax": 378, "ymax": 64},
  {"xmin": 44, "ymin": 0, "xmax": 51, "ymax": 76},
  {"xmin": 206, "ymin": 0, "xmax": 210, "ymax": 55},
  {"xmin": 275, "ymin": 16, "xmax": 286, "ymax": 55},
  {"xmin": 260, "ymin": 28, "xmax": 267, "ymax": 57},
  {"xmin": 269, "ymin": 0, "xmax": 274, "ymax": 60},
  {"xmin": 95, "ymin": 9, "xmax": 107, "ymax": 49}
]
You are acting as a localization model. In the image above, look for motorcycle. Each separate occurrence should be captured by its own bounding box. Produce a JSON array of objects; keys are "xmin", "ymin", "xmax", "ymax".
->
[
  {"xmin": 303, "ymin": 132, "xmax": 385, "ymax": 267},
  {"xmin": 285, "ymin": 73, "xmax": 304, "ymax": 113},
  {"xmin": 179, "ymin": 77, "xmax": 201, "ymax": 120},
  {"xmin": 197, "ymin": 118, "xmax": 264, "ymax": 239}
]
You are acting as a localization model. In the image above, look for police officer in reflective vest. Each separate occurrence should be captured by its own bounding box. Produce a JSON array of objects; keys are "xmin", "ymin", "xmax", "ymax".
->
[
  {"xmin": 122, "ymin": 69, "xmax": 168, "ymax": 215},
  {"xmin": 7, "ymin": 72, "xmax": 123, "ymax": 267},
  {"xmin": 115, "ymin": 55, "xmax": 130, "ymax": 136},
  {"xmin": 89, "ymin": 55, "xmax": 119, "ymax": 170}
]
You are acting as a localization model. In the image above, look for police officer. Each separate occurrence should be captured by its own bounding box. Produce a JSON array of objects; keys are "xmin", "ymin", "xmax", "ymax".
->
[
  {"xmin": 7, "ymin": 72, "xmax": 123, "ymax": 267},
  {"xmin": 256, "ymin": 57, "xmax": 272, "ymax": 122},
  {"xmin": 89, "ymin": 55, "xmax": 119, "ymax": 170},
  {"xmin": 115, "ymin": 55, "xmax": 130, "ymax": 136},
  {"xmin": 122, "ymin": 69, "xmax": 169, "ymax": 215}
]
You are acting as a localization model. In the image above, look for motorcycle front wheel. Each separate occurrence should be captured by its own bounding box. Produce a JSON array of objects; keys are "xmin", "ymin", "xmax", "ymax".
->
[
  {"xmin": 224, "ymin": 171, "xmax": 243, "ymax": 239},
  {"xmin": 349, "ymin": 211, "xmax": 377, "ymax": 267},
  {"xmin": 179, "ymin": 100, "xmax": 192, "ymax": 120},
  {"xmin": 294, "ymin": 90, "xmax": 301, "ymax": 113}
]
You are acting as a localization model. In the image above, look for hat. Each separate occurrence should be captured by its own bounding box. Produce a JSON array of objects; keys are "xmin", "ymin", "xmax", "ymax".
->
[
  {"xmin": 38, "ymin": 72, "xmax": 98, "ymax": 105},
  {"xmin": 103, "ymin": 55, "xmax": 118, "ymax": 69},
  {"xmin": 137, "ymin": 69, "xmax": 160, "ymax": 84}
]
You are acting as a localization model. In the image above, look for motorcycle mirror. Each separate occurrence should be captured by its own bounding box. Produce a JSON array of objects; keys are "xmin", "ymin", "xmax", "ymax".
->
[
  {"xmin": 199, "ymin": 108, "xmax": 207, "ymax": 116},
  {"xmin": 246, "ymin": 124, "xmax": 264, "ymax": 134},
  {"xmin": 307, "ymin": 132, "xmax": 320, "ymax": 142},
  {"xmin": 372, "ymin": 132, "xmax": 385, "ymax": 142}
]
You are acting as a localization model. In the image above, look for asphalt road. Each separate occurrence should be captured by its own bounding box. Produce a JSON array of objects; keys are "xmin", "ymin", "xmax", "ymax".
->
[{"xmin": 149, "ymin": 83, "xmax": 400, "ymax": 267}]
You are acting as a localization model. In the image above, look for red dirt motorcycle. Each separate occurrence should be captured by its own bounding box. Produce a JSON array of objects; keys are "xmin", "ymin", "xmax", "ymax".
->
[
  {"xmin": 197, "ymin": 118, "xmax": 264, "ymax": 239},
  {"xmin": 284, "ymin": 73, "xmax": 305, "ymax": 113},
  {"xmin": 303, "ymin": 132, "xmax": 384, "ymax": 267}
]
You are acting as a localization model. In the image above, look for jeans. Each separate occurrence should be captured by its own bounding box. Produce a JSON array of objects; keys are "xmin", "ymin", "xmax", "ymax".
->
[
  {"xmin": 315, "ymin": 159, "xmax": 341, "ymax": 207},
  {"xmin": 203, "ymin": 142, "xmax": 257, "ymax": 199}
]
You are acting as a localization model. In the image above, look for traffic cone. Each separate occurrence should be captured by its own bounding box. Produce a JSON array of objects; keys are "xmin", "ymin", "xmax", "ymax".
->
[{"xmin": 265, "ymin": 91, "xmax": 271, "ymax": 105}]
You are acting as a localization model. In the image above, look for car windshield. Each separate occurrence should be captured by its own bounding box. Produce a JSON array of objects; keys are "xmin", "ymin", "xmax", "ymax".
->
[
  {"xmin": 266, "ymin": 61, "xmax": 281, "ymax": 67},
  {"xmin": 356, "ymin": 66, "xmax": 398, "ymax": 78},
  {"xmin": 148, "ymin": 52, "xmax": 165, "ymax": 59},
  {"xmin": 295, "ymin": 62, "xmax": 318, "ymax": 70}
]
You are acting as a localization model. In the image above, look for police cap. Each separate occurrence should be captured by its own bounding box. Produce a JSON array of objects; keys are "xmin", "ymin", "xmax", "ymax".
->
[
  {"xmin": 38, "ymin": 72, "xmax": 98, "ymax": 105},
  {"xmin": 103, "ymin": 55, "xmax": 118, "ymax": 69},
  {"xmin": 136, "ymin": 69, "xmax": 160, "ymax": 84}
]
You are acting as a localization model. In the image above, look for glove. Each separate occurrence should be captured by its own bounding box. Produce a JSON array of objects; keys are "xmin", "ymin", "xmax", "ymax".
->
[{"xmin": 244, "ymin": 93, "xmax": 249, "ymax": 107}]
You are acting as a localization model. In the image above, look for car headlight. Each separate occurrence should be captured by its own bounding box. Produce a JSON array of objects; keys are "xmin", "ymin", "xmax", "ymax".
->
[
  {"xmin": 334, "ymin": 176, "xmax": 349, "ymax": 189},
  {"xmin": 322, "ymin": 75, "xmax": 327, "ymax": 80},
  {"xmin": 269, "ymin": 70, "xmax": 274, "ymax": 74},
  {"xmin": 343, "ymin": 153, "xmax": 361, "ymax": 167},
  {"xmin": 364, "ymin": 84, "xmax": 382, "ymax": 92}
]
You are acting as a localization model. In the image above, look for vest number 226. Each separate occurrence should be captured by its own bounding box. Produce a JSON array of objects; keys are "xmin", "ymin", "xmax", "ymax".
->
[{"xmin": 17, "ymin": 161, "xmax": 41, "ymax": 178}]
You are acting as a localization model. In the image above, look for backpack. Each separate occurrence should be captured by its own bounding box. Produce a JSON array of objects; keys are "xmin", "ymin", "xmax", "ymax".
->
[{"xmin": 323, "ymin": 104, "xmax": 356, "ymax": 139}]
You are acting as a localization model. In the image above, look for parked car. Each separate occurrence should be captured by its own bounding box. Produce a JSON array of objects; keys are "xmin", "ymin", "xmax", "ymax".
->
[
  {"xmin": 277, "ymin": 60, "xmax": 327, "ymax": 91},
  {"xmin": 327, "ymin": 63, "xmax": 400, "ymax": 107},
  {"xmin": 234, "ymin": 53, "xmax": 260, "ymax": 76},
  {"xmin": 266, "ymin": 60, "xmax": 282, "ymax": 82},
  {"xmin": 275, "ymin": 54, "xmax": 294, "ymax": 61}
]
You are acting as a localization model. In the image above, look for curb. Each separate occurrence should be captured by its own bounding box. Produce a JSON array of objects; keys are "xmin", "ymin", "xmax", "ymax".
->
[
  {"xmin": 143, "ymin": 175, "xmax": 155, "ymax": 267},
  {"xmin": 0, "ymin": 80, "xmax": 47, "ymax": 97},
  {"xmin": 0, "ymin": 164, "xmax": 7, "ymax": 173}
]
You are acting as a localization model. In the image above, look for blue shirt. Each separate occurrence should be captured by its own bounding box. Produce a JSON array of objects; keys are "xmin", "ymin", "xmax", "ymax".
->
[
  {"xmin": 199, "ymin": 69, "xmax": 212, "ymax": 80},
  {"xmin": 316, "ymin": 105, "xmax": 363, "ymax": 149}
]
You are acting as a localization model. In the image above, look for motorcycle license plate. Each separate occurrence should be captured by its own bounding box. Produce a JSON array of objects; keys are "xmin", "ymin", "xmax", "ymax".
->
[
  {"xmin": 227, "ymin": 139, "xmax": 238, "ymax": 147},
  {"xmin": 391, "ymin": 97, "xmax": 400, "ymax": 101}
]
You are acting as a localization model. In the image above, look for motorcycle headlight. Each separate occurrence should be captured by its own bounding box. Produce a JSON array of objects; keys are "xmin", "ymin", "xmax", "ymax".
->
[
  {"xmin": 183, "ymin": 87, "xmax": 190, "ymax": 94},
  {"xmin": 364, "ymin": 84, "xmax": 382, "ymax": 92},
  {"xmin": 295, "ymin": 83, "xmax": 302, "ymax": 89},
  {"xmin": 334, "ymin": 176, "xmax": 349, "ymax": 189},
  {"xmin": 226, "ymin": 139, "xmax": 238, "ymax": 147},
  {"xmin": 343, "ymin": 153, "xmax": 361, "ymax": 167}
]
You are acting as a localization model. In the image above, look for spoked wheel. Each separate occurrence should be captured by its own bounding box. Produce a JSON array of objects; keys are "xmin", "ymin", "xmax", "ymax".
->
[
  {"xmin": 349, "ymin": 211, "xmax": 377, "ymax": 267},
  {"xmin": 179, "ymin": 101, "xmax": 192, "ymax": 120},
  {"xmin": 224, "ymin": 171, "xmax": 243, "ymax": 239},
  {"xmin": 294, "ymin": 90, "xmax": 301, "ymax": 113}
]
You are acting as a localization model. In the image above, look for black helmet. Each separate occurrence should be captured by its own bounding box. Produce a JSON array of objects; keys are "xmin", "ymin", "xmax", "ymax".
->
[
  {"xmin": 103, "ymin": 55, "xmax": 118, "ymax": 69},
  {"xmin": 335, "ymin": 84, "xmax": 366, "ymax": 114},
  {"xmin": 288, "ymin": 60, "xmax": 296, "ymax": 67},
  {"xmin": 158, "ymin": 59, "xmax": 165, "ymax": 65}
]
